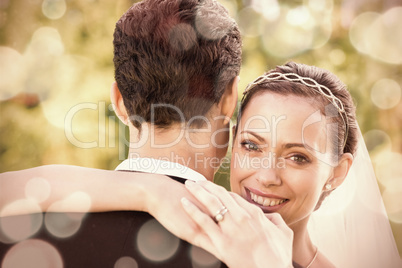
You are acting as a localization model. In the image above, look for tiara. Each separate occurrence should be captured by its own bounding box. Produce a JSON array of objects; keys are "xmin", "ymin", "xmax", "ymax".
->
[{"xmin": 243, "ymin": 72, "xmax": 349, "ymax": 149}]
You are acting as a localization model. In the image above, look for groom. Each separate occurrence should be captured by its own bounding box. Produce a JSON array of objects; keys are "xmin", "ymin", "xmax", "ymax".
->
[
  {"xmin": 111, "ymin": 0, "xmax": 241, "ymax": 182},
  {"xmin": 1, "ymin": 0, "xmax": 240, "ymax": 266},
  {"xmin": 1, "ymin": 0, "xmax": 295, "ymax": 267}
]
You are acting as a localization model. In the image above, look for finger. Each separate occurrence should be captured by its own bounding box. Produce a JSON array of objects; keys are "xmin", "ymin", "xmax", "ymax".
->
[
  {"xmin": 181, "ymin": 197, "xmax": 222, "ymax": 238},
  {"xmin": 229, "ymin": 193, "xmax": 289, "ymax": 232},
  {"xmin": 193, "ymin": 181, "xmax": 246, "ymax": 218},
  {"xmin": 265, "ymin": 213, "xmax": 293, "ymax": 241},
  {"xmin": 184, "ymin": 180, "xmax": 228, "ymax": 218},
  {"xmin": 228, "ymin": 193, "xmax": 286, "ymax": 229},
  {"xmin": 228, "ymin": 192, "xmax": 286, "ymax": 229},
  {"xmin": 265, "ymin": 213, "xmax": 288, "ymax": 229},
  {"xmin": 266, "ymin": 213, "xmax": 293, "ymax": 240},
  {"xmin": 229, "ymin": 192, "xmax": 263, "ymax": 214},
  {"xmin": 180, "ymin": 197, "xmax": 228, "ymax": 260}
]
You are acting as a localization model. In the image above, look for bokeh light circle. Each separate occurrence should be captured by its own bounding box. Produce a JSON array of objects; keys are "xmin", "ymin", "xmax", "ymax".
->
[
  {"xmin": 45, "ymin": 191, "xmax": 91, "ymax": 238},
  {"xmin": 366, "ymin": 7, "xmax": 402, "ymax": 65},
  {"xmin": 169, "ymin": 23, "xmax": 197, "ymax": 52},
  {"xmin": 136, "ymin": 219, "xmax": 180, "ymax": 263},
  {"xmin": 255, "ymin": 0, "xmax": 280, "ymax": 21},
  {"xmin": 39, "ymin": 55, "xmax": 96, "ymax": 129},
  {"xmin": 363, "ymin": 129, "xmax": 392, "ymax": 152},
  {"xmin": 374, "ymin": 151, "xmax": 402, "ymax": 188},
  {"xmin": 328, "ymin": 49, "xmax": 346, "ymax": 66},
  {"xmin": 237, "ymin": 7, "xmax": 262, "ymax": 37},
  {"xmin": 2, "ymin": 239, "xmax": 63, "ymax": 268},
  {"xmin": 260, "ymin": 3, "xmax": 332, "ymax": 58},
  {"xmin": 44, "ymin": 212, "xmax": 83, "ymax": 238},
  {"xmin": 29, "ymin": 27, "xmax": 64, "ymax": 57},
  {"xmin": 261, "ymin": 16, "xmax": 313, "ymax": 58},
  {"xmin": 190, "ymin": 245, "xmax": 221, "ymax": 268},
  {"xmin": 23, "ymin": 27, "xmax": 64, "ymax": 100},
  {"xmin": 307, "ymin": 0, "xmax": 334, "ymax": 13},
  {"xmin": 114, "ymin": 256, "xmax": 138, "ymax": 268},
  {"xmin": 0, "ymin": 47, "xmax": 25, "ymax": 101},
  {"xmin": 382, "ymin": 179, "xmax": 402, "ymax": 224},
  {"xmin": 370, "ymin": 79, "xmax": 401, "ymax": 110},
  {"xmin": 48, "ymin": 191, "xmax": 92, "ymax": 213},
  {"xmin": 218, "ymin": 0, "xmax": 237, "ymax": 17},
  {"xmin": 194, "ymin": 1, "xmax": 232, "ymax": 40},
  {"xmin": 0, "ymin": 200, "xmax": 43, "ymax": 243},
  {"xmin": 286, "ymin": 6, "xmax": 310, "ymax": 26},
  {"xmin": 349, "ymin": 8, "xmax": 402, "ymax": 64},
  {"xmin": 42, "ymin": 0, "xmax": 67, "ymax": 20},
  {"xmin": 25, "ymin": 177, "xmax": 52, "ymax": 203},
  {"xmin": 349, "ymin": 12, "xmax": 380, "ymax": 55}
]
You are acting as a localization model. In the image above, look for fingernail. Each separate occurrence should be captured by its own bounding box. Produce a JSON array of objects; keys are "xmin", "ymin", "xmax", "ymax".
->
[{"xmin": 181, "ymin": 197, "xmax": 190, "ymax": 206}]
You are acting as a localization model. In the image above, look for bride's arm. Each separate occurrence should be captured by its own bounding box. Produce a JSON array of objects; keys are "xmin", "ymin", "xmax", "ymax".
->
[
  {"xmin": 0, "ymin": 165, "xmax": 206, "ymax": 242},
  {"xmin": 1, "ymin": 166, "xmax": 293, "ymax": 265},
  {"xmin": 0, "ymin": 165, "xmax": 155, "ymax": 214}
]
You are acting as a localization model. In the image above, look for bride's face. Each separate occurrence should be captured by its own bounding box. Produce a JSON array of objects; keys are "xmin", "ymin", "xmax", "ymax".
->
[{"xmin": 230, "ymin": 92, "xmax": 336, "ymax": 226}]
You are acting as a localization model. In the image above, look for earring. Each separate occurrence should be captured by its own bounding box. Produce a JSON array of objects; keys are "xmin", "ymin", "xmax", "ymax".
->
[{"xmin": 325, "ymin": 184, "xmax": 331, "ymax": 190}]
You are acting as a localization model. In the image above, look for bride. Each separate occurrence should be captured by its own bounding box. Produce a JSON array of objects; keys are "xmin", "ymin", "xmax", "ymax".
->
[
  {"xmin": 1, "ymin": 62, "xmax": 400, "ymax": 267},
  {"xmin": 177, "ymin": 62, "xmax": 402, "ymax": 267}
]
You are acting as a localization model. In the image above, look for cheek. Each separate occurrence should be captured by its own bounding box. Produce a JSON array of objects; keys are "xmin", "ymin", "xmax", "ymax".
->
[{"xmin": 283, "ymin": 168, "xmax": 325, "ymax": 199}]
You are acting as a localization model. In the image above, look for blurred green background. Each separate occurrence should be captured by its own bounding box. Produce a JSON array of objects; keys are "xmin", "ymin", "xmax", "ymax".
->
[{"xmin": 0, "ymin": 0, "xmax": 401, "ymax": 256}]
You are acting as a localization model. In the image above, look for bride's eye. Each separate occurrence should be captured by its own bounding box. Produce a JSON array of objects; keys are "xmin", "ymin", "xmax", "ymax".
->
[
  {"xmin": 240, "ymin": 140, "xmax": 260, "ymax": 152},
  {"xmin": 289, "ymin": 154, "xmax": 309, "ymax": 164}
]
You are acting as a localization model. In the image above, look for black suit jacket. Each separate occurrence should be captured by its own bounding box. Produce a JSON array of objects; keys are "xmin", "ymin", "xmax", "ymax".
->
[{"xmin": 0, "ymin": 175, "xmax": 227, "ymax": 268}]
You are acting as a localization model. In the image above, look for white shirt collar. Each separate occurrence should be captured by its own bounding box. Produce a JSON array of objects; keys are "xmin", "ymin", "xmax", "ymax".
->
[{"xmin": 115, "ymin": 158, "xmax": 207, "ymax": 182}]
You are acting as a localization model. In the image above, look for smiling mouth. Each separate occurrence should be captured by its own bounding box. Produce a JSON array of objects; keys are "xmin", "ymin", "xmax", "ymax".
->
[
  {"xmin": 250, "ymin": 192, "xmax": 287, "ymax": 207},
  {"xmin": 245, "ymin": 187, "xmax": 289, "ymax": 211}
]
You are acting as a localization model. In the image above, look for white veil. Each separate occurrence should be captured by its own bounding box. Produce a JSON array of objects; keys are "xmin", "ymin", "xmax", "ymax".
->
[{"xmin": 308, "ymin": 126, "xmax": 402, "ymax": 268}]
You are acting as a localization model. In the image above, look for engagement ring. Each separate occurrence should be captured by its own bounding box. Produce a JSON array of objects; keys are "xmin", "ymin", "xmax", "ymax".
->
[{"xmin": 213, "ymin": 206, "xmax": 228, "ymax": 222}]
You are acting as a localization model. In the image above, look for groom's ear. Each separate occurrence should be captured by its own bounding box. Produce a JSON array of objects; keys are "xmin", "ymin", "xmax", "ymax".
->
[
  {"xmin": 220, "ymin": 76, "xmax": 239, "ymax": 125},
  {"xmin": 110, "ymin": 82, "xmax": 130, "ymax": 125}
]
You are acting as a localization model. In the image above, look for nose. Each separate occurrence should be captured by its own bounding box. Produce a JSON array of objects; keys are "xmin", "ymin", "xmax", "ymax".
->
[{"xmin": 255, "ymin": 167, "xmax": 282, "ymax": 187}]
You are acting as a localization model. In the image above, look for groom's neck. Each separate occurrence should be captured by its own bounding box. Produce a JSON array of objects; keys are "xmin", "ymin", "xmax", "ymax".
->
[{"xmin": 127, "ymin": 123, "xmax": 226, "ymax": 180}]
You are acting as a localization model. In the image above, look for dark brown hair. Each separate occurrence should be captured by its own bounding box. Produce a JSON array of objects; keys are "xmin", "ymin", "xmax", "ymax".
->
[{"xmin": 113, "ymin": 0, "xmax": 242, "ymax": 130}]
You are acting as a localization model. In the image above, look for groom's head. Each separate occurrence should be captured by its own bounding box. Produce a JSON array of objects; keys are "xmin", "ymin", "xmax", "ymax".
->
[{"xmin": 112, "ymin": 0, "xmax": 241, "ymax": 131}]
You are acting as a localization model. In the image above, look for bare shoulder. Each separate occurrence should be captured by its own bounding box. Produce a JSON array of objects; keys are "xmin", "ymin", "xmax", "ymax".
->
[{"xmin": 312, "ymin": 251, "xmax": 336, "ymax": 268}]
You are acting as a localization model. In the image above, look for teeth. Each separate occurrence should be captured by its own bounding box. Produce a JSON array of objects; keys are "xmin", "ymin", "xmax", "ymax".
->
[{"xmin": 250, "ymin": 192, "xmax": 286, "ymax": 207}]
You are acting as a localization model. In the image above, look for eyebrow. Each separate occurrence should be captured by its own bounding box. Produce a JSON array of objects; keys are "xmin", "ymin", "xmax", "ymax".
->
[
  {"xmin": 282, "ymin": 143, "xmax": 315, "ymax": 151},
  {"xmin": 240, "ymin": 130, "xmax": 266, "ymax": 142},
  {"xmin": 283, "ymin": 143, "xmax": 305, "ymax": 149}
]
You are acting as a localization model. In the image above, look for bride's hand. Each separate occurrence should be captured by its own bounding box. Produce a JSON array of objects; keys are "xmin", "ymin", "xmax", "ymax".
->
[
  {"xmin": 144, "ymin": 176, "xmax": 219, "ymax": 254},
  {"xmin": 181, "ymin": 180, "xmax": 293, "ymax": 268}
]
